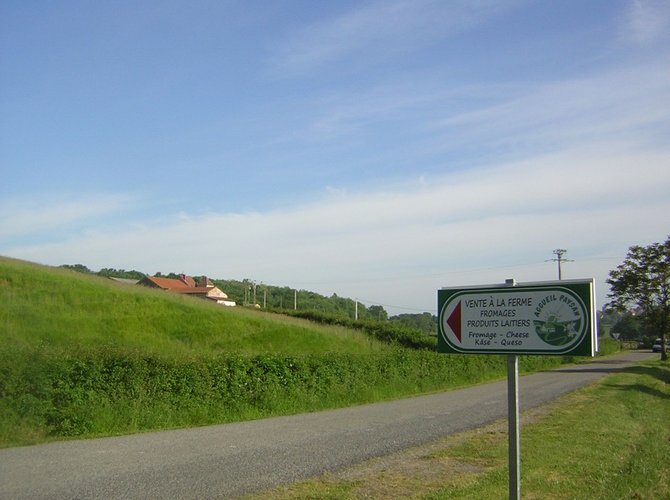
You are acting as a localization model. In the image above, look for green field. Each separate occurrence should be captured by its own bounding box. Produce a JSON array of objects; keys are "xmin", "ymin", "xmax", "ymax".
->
[{"xmin": 0, "ymin": 257, "xmax": 616, "ymax": 447}]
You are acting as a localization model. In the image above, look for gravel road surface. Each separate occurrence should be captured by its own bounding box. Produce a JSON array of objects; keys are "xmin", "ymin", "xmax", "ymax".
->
[{"xmin": 0, "ymin": 351, "xmax": 653, "ymax": 499}]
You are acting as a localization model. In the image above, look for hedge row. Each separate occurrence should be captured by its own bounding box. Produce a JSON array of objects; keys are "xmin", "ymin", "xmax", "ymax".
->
[
  {"xmin": 276, "ymin": 309, "xmax": 437, "ymax": 350},
  {"xmin": 0, "ymin": 347, "xmax": 565, "ymax": 444},
  {"xmin": 1, "ymin": 339, "xmax": 618, "ymax": 445}
]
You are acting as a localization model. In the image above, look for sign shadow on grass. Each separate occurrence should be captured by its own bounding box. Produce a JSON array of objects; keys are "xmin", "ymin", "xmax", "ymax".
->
[{"xmin": 602, "ymin": 381, "xmax": 670, "ymax": 400}]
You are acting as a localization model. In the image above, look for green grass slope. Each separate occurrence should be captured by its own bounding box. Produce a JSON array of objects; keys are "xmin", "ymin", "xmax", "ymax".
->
[
  {"xmin": 0, "ymin": 257, "xmax": 386, "ymax": 357},
  {"xmin": 0, "ymin": 257, "xmax": 616, "ymax": 447}
]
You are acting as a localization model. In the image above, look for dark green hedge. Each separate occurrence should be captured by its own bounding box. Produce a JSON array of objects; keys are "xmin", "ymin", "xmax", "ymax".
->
[
  {"xmin": 0, "ymin": 347, "xmax": 567, "ymax": 443},
  {"xmin": 276, "ymin": 309, "xmax": 437, "ymax": 350}
]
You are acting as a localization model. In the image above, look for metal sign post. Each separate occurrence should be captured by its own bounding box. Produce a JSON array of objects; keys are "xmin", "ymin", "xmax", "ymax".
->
[
  {"xmin": 507, "ymin": 354, "xmax": 520, "ymax": 500},
  {"xmin": 505, "ymin": 278, "xmax": 520, "ymax": 500}
]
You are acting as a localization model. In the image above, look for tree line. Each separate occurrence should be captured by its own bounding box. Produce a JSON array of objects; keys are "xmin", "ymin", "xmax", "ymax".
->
[
  {"xmin": 58, "ymin": 232, "xmax": 669, "ymax": 353},
  {"xmin": 57, "ymin": 265, "xmax": 438, "ymax": 334}
]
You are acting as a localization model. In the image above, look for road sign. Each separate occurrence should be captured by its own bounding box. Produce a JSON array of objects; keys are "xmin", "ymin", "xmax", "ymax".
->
[{"xmin": 438, "ymin": 279, "xmax": 596, "ymax": 356}]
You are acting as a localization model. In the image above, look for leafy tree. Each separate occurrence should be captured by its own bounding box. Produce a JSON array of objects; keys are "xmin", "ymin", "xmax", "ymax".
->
[
  {"xmin": 367, "ymin": 305, "xmax": 388, "ymax": 321},
  {"xmin": 59, "ymin": 264, "xmax": 92, "ymax": 274},
  {"xmin": 210, "ymin": 279, "xmax": 387, "ymax": 320},
  {"xmin": 607, "ymin": 236, "xmax": 670, "ymax": 360},
  {"xmin": 97, "ymin": 268, "xmax": 147, "ymax": 280},
  {"xmin": 610, "ymin": 313, "xmax": 653, "ymax": 343},
  {"xmin": 390, "ymin": 312, "xmax": 438, "ymax": 335}
]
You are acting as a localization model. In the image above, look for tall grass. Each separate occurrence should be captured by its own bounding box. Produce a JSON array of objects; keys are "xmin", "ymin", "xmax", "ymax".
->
[
  {"xmin": 0, "ymin": 257, "xmax": 608, "ymax": 447},
  {"xmin": 0, "ymin": 257, "xmax": 386, "ymax": 356},
  {"xmin": 0, "ymin": 344, "xmax": 567, "ymax": 446}
]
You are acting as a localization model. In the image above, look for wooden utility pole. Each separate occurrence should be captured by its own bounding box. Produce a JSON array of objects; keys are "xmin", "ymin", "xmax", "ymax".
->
[{"xmin": 548, "ymin": 248, "xmax": 573, "ymax": 280}]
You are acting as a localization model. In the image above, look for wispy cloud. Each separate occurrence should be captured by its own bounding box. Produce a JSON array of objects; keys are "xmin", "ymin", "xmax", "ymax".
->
[
  {"xmin": 0, "ymin": 193, "xmax": 139, "ymax": 240},
  {"xmin": 302, "ymin": 79, "xmax": 459, "ymax": 140},
  {"xmin": 431, "ymin": 59, "xmax": 670, "ymax": 154},
  {"xmin": 275, "ymin": 55, "xmax": 670, "ymax": 177},
  {"xmin": 269, "ymin": 0, "xmax": 523, "ymax": 76},
  {"xmin": 622, "ymin": 0, "xmax": 670, "ymax": 45}
]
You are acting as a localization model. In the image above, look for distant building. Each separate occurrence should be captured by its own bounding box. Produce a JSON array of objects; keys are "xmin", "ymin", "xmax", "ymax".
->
[
  {"xmin": 108, "ymin": 277, "xmax": 140, "ymax": 285},
  {"xmin": 138, "ymin": 274, "xmax": 236, "ymax": 306}
]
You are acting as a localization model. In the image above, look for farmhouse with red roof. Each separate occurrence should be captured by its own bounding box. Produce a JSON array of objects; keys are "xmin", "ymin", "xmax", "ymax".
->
[{"xmin": 139, "ymin": 274, "xmax": 236, "ymax": 306}]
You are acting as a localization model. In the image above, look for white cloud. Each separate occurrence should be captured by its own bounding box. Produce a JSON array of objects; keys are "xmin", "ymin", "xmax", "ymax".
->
[
  {"xmin": 5, "ymin": 145, "xmax": 668, "ymax": 313},
  {"xmin": 429, "ymin": 60, "xmax": 670, "ymax": 155},
  {"xmin": 0, "ymin": 193, "xmax": 139, "ymax": 240},
  {"xmin": 269, "ymin": 0, "xmax": 522, "ymax": 75},
  {"xmin": 276, "ymin": 55, "xmax": 669, "ymax": 175},
  {"xmin": 622, "ymin": 0, "xmax": 670, "ymax": 45}
]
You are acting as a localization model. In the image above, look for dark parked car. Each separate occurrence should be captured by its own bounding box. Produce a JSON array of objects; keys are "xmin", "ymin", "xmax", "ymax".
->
[{"xmin": 651, "ymin": 338, "xmax": 670, "ymax": 352}]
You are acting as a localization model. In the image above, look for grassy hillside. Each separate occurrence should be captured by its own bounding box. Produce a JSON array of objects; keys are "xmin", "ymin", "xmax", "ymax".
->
[
  {"xmin": 0, "ymin": 257, "xmax": 615, "ymax": 447},
  {"xmin": 1, "ymin": 257, "xmax": 388, "ymax": 357}
]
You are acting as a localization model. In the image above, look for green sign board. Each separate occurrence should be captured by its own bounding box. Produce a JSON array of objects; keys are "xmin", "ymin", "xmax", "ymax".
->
[{"xmin": 438, "ymin": 279, "xmax": 597, "ymax": 356}]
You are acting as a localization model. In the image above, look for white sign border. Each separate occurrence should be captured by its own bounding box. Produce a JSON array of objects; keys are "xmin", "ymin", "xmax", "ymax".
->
[{"xmin": 438, "ymin": 279, "xmax": 597, "ymax": 356}]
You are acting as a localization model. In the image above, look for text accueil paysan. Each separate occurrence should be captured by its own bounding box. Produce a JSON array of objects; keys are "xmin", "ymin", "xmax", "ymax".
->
[{"xmin": 461, "ymin": 293, "xmax": 581, "ymax": 347}]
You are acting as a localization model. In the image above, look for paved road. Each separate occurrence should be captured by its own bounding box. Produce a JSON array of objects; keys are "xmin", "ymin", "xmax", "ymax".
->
[{"xmin": 0, "ymin": 351, "xmax": 654, "ymax": 499}]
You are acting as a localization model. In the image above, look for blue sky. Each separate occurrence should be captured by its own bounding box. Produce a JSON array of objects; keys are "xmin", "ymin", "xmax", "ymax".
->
[{"xmin": 1, "ymin": 0, "xmax": 669, "ymax": 314}]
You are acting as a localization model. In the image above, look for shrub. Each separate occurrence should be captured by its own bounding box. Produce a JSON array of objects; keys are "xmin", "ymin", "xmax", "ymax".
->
[{"xmin": 277, "ymin": 309, "xmax": 436, "ymax": 350}]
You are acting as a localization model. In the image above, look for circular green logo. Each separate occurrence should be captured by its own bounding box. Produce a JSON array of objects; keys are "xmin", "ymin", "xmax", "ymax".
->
[{"xmin": 532, "ymin": 290, "xmax": 587, "ymax": 347}]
